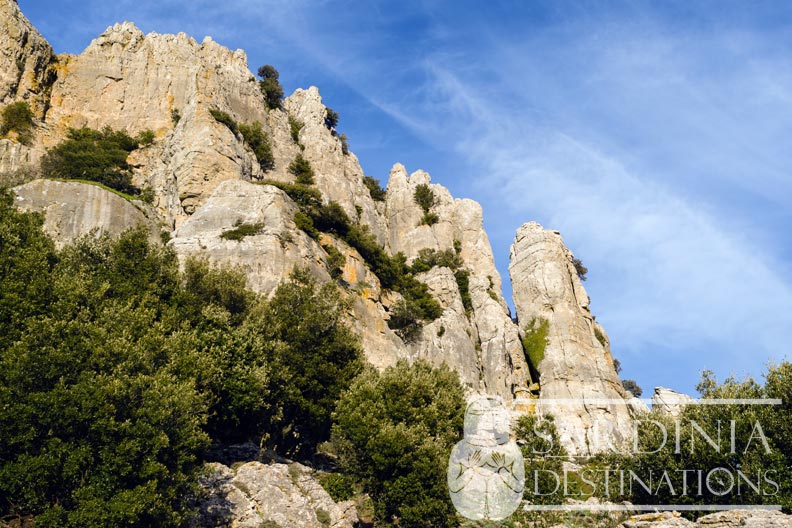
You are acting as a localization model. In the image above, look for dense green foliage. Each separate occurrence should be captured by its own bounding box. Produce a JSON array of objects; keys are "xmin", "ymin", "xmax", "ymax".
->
[
  {"xmin": 0, "ymin": 194, "xmax": 363, "ymax": 524},
  {"xmin": 261, "ymin": 268, "xmax": 363, "ymax": 456},
  {"xmin": 413, "ymin": 183, "xmax": 435, "ymax": 213},
  {"xmin": 606, "ymin": 365, "xmax": 792, "ymax": 514},
  {"xmin": 522, "ymin": 317, "xmax": 550, "ymax": 372},
  {"xmin": 572, "ymin": 257, "xmax": 587, "ymax": 281},
  {"xmin": 238, "ymin": 121, "xmax": 274, "ymax": 171},
  {"xmin": 323, "ymin": 243, "xmax": 346, "ymax": 279},
  {"xmin": 409, "ymin": 248, "xmax": 462, "ymax": 273},
  {"xmin": 209, "ymin": 108, "xmax": 239, "ymax": 135},
  {"xmin": 1, "ymin": 101, "xmax": 34, "ymax": 145},
  {"xmin": 339, "ymin": 132, "xmax": 349, "ymax": 155},
  {"xmin": 288, "ymin": 115, "xmax": 304, "ymax": 144},
  {"xmin": 621, "ymin": 379, "xmax": 643, "ymax": 397},
  {"xmin": 219, "ymin": 221, "xmax": 264, "ymax": 241},
  {"xmin": 454, "ymin": 269, "xmax": 473, "ymax": 315},
  {"xmin": 171, "ymin": 108, "xmax": 181, "ymax": 125},
  {"xmin": 332, "ymin": 361, "xmax": 465, "ymax": 527},
  {"xmin": 41, "ymin": 127, "xmax": 142, "ymax": 195},
  {"xmin": 363, "ymin": 175, "xmax": 386, "ymax": 201},
  {"xmin": 288, "ymin": 153, "xmax": 315, "ymax": 185},
  {"xmin": 258, "ymin": 65, "xmax": 284, "ymax": 110},
  {"xmin": 325, "ymin": 107, "xmax": 339, "ymax": 130},
  {"xmin": 421, "ymin": 212, "xmax": 439, "ymax": 226},
  {"xmin": 136, "ymin": 129, "xmax": 155, "ymax": 146}
]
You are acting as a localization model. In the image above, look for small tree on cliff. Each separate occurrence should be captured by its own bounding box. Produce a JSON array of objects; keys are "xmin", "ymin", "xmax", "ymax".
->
[{"xmin": 258, "ymin": 64, "xmax": 284, "ymax": 110}]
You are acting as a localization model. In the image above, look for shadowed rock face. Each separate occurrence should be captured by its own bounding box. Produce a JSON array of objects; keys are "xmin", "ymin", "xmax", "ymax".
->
[{"xmin": 509, "ymin": 222, "xmax": 636, "ymax": 455}]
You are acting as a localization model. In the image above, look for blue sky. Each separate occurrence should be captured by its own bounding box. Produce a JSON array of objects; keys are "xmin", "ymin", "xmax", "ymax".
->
[{"xmin": 19, "ymin": 0, "xmax": 792, "ymax": 395}]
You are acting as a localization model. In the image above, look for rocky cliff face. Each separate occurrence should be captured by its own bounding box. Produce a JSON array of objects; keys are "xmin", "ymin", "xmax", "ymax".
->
[
  {"xmin": 1, "ymin": 0, "xmax": 644, "ymax": 448},
  {"xmin": 509, "ymin": 222, "xmax": 636, "ymax": 455}
]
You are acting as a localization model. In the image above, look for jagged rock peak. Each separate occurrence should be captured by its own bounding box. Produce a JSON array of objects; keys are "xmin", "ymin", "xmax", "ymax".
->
[{"xmin": 509, "ymin": 221, "xmax": 635, "ymax": 455}]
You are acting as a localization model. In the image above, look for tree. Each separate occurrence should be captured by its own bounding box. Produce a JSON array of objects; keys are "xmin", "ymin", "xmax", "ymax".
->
[
  {"xmin": 331, "ymin": 361, "xmax": 465, "ymax": 527},
  {"xmin": 1, "ymin": 101, "xmax": 34, "ymax": 145},
  {"xmin": 261, "ymin": 268, "xmax": 362, "ymax": 457},
  {"xmin": 325, "ymin": 107, "xmax": 339, "ymax": 130},
  {"xmin": 572, "ymin": 256, "xmax": 588, "ymax": 281},
  {"xmin": 40, "ymin": 127, "xmax": 141, "ymax": 195},
  {"xmin": 238, "ymin": 122, "xmax": 274, "ymax": 171},
  {"xmin": 288, "ymin": 153, "xmax": 315, "ymax": 185},
  {"xmin": 258, "ymin": 65, "xmax": 284, "ymax": 110},
  {"xmin": 363, "ymin": 175, "xmax": 386, "ymax": 201},
  {"xmin": 621, "ymin": 379, "xmax": 642, "ymax": 397},
  {"xmin": 413, "ymin": 183, "xmax": 435, "ymax": 213}
]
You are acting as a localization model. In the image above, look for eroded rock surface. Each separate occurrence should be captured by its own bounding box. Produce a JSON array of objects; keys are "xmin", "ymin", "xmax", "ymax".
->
[{"xmin": 509, "ymin": 222, "xmax": 634, "ymax": 455}]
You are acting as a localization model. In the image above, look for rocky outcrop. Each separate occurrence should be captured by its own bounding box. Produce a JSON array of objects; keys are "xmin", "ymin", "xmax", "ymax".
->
[
  {"xmin": 509, "ymin": 222, "xmax": 634, "ymax": 455},
  {"xmin": 11, "ymin": 179, "xmax": 158, "ymax": 248},
  {"xmin": 191, "ymin": 462, "xmax": 358, "ymax": 528},
  {"xmin": 652, "ymin": 387, "xmax": 695, "ymax": 418},
  {"xmin": 0, "ymin": 0, "xmax": 55, "ymax": 112},
  {"xmin": 621, "ymin": 510, "xmax": 792, "ymax": 527},
  {"xmin": 170, "ymin": 179, "xmax": 329, "ymax": 294}
]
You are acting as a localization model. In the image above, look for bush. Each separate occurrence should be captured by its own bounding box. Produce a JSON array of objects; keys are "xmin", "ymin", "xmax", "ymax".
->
[
  {"xmin": 325, "ymin": 107, "xmax": 339, "ymax": 130},
  {"xmin": 136, "ymin": 129, "xmax": 155, "ymax": 146},
  {"xmin": 0, "ymin": 205, "xmax": 370, "ymax": 523},
  {"xmin": 454, "ymin": 269, "xmax": 473, "ymax": 315},
  {"xmin": 572, "ymin": 256, "xmax": 588, "ymax": 281},
  {"xmin": 239, "ymin": 122, "xmax": 275, "ymax": 171},
  {"xmin": 258, "ymin": 65, "xmax": 284, "ymax": 110},
  {"xmin": 594, "ymin": 325, "xmax": 607, "ymax": 347},
  {"xmin": 171, "ymin": 108, "xmax": 181, "ymax": 125},
  {"xmin": 261, "ymin": 268, "xmax": 363, "ymax": 457},
  {"xmin": 219, "ymin": 221, "xmax": 264, "ymax": 241},
  {"xmin": 288, "ymin": 115, "xmax": 304, "ymax": 144},
  {"xmin": 339, "ymin": 132, "xmax": 349, "ymax": 155},
  {"xmin": 294, "ymin": 210, "xmax": 319, "ymax": 240},
  {"xmin": 420, "ymin": 211, "xmax": 439, "ymax": 226},
  {"xmin": 522, "ymin": 317, "xmax": 550, "ymax": 372},
  {"xmin": 331, "ymin": 361, "xmax": 465, "ymax": 527},
  {"xmin": 621, "ymin": 379, "xmax": 642, "ymax": 397},
  {"xmin": 288, "ymin": 153, "xmax": 315, "ymax": 185},
  {"xmin": 317, "ymin": 472, "xmax": 356, "ymax": 502},
  {"xmin": 362, "ymin": 175, "xmax": 386, "ymax": 201},
  {"xmin": 413, "ymin": 184, "xmax": 435, "ymax": 213},
  {"xmin": 1, "ymin": 101, "xmax": 34, "ymax": 145},
  {"xmin": 41, "ymin": 127, "xmax": 141, "ymax": 195},
  {"xmin": 209, "ymin": 108, "xmax": 239, "ymax": 135},
  {"xmin": 323, "ymin": 243, "xmax": 345, "ymax": 279},
  {"xmin": 409, "ymin": 248, "xmax": 462, "ymax": 273}
]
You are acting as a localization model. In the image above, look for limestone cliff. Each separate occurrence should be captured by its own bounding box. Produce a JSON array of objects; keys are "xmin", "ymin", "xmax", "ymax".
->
[
  {"xmin": 509, "ymin": 222, "xmax": 636, "ymax": 455},
  {"xmin": 0, "ymin": 0, "xmax": 645, "ymax": 442}
]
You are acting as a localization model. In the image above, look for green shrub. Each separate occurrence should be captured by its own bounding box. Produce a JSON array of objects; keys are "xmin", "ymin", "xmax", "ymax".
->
[
  {"xmin": 209, "ymin": 108, "xmax": 239, "ymax": 135},
  {"xmin": 522, "ymin": 317, "xmax": 550, "ymax": 371},
  {"xmin": 594, "ymin": 326, "xmax": 607, "ymax": 347},
  {"xmin": 453, "ymin": 239, "xmax": 462, "ymax": 254},
  {"xmin": 572, "ymin": 256, "xmax": 588, "ymax": 281},
  {"xmin": 219, "ymin": 221, "xmax": 264, "ymax": 241},
  {"xmin": 332, "ymin": 361, "xmax": 464, "ymax": 528},
  {"xmin": 294, "ymin": 210, "xmax": 319, "ymax": 239},
  {"xmin": 261, "ymin": 268, "xmax": 363, "ymax": 457},
  {"xmin": 136, "ymin": 129, "xmax": 155, "ymax": 146},
  {"xmin": 410, "ymin": 248, "xmax": 462, "ymax": 273},
  {"xmin": 421, "ymin": 211, "xmax": 439, "ymax": 226},
  {"xmin": 288, "ymin": 153, "xmax": 315, "ymax": 185},
  {"xmin": 288, "ymin": 115, "xmax": 304, "ymax": 143},
  {"xmin": 362, "ymin": 175, "xmax": 386, "ymax": 201},
  {"xmin": 259, "ymin": 179, "xmax": 323, "ymax": 211},
  {"xmin": 317, "ymin": 473, "xmax": 356, "ymax": 502},
  {"xmin": 325, "ymin": 107, "xmax": 339, "ymax": 130},
  {"xmin": 171, "ymin": 108, "xmax": 181, "ymax": 125},
  {"xmin": 454, "ymin": 269, "xmax": 473, "ymax": 315},
  {"xmin": 339, "ymin": 132, "xmax": 349, "ymax": 155},
  {"xmin": 323, "ymin": 243, "xmax": 345, "ymax": 279},
  {"xmin": 413, "ymin": 183, "xmax": 435, "ymax": 213},
  {"xmin": 621, "ymin": 379, "xmax": 642, "ymax": 397},
  {"xmin": 0, "ymin": 101, "xmax": 34, "ymax": 145},
  {"xmin": 313, "ymin": 201, "xmax": 350, "ymax": 235},
  {"xmin": 41, "ymin": 126, "xmax": 141, "ymax": 195},
  {"xmin": 258, "ymin": 65, "xmax": 284, "ymax": 110},
  {"xmin": 239, "ymin": 121, "xmax": 274, "ymax": 171},
  {"xmin": 387, "ymin": 299, "xmax": 424, "ymax": 341}
]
